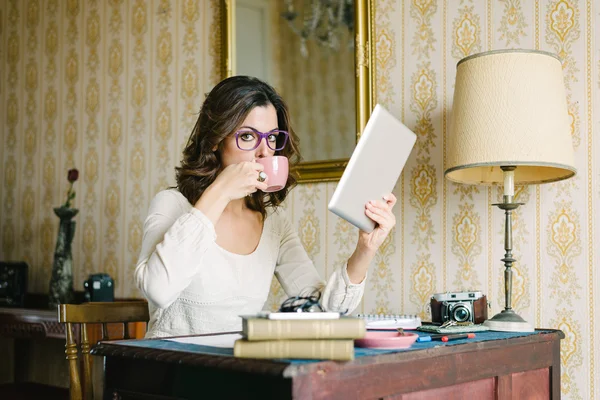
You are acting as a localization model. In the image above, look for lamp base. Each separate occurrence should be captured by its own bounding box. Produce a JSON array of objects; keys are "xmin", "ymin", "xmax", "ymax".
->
[{"xmin": 483, "ymin": 309, "xmax": 534, "ymax": 332}]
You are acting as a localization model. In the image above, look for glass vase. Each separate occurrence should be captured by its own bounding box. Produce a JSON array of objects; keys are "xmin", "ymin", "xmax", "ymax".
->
[{"xmin": 48, "ymin": 206, "xmax": 79, "ymax": 308}]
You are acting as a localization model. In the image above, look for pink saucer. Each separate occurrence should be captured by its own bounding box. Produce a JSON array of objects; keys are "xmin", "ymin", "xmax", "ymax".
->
[{"xmin": 355, "ymin": 331, "xmax": 418, "ymax": 349}]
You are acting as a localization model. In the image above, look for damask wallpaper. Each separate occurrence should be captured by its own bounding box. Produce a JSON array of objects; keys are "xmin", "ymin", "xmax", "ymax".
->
[
  {"xmin": 0, "ymin": 0, "xmax": 220, "ymax": 296},
  {"xmin": 272, "ymin": 0, "xmax": 600, "ymax": 397},
  {"xmin": 0, "ymin": 0, "xmax": 598, "ymax": 397}
]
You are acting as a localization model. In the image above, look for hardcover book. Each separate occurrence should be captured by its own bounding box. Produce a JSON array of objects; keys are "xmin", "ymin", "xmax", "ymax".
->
[
  {"xmin": 233, "ymin": 339, "xmax": 355, "ymax": 360},
  {"xmin": 241, "ymin": 316, "xmax": 366, "ymax": 341}
]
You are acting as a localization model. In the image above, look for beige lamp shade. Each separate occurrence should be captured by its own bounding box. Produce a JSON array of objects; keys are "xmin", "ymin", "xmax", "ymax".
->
[{"xmin": 445, "ymin": 49, "xmax": 576, "ymax": 185}]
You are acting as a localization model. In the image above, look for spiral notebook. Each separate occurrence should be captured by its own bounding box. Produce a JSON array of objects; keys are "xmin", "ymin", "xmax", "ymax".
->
[{"xmin": 357, "ymin": 314, "xmax": 422, "ymax": 330}]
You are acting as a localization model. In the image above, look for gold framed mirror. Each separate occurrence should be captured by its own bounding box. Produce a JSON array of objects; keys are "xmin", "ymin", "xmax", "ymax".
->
[{"xmin": 217, "ymin": 0, "xmax": 375, "ymax": 183}]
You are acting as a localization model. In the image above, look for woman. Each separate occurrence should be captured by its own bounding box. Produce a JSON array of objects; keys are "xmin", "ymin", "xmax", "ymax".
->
[{"xmin": 135, "ymin": 76, "xmax": 397, "ymax": 338}]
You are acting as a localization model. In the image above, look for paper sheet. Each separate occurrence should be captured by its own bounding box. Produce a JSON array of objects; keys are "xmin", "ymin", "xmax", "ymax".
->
[{"xmin": 165, "ymin": 333, "xmax": 242, "ymax": 348}]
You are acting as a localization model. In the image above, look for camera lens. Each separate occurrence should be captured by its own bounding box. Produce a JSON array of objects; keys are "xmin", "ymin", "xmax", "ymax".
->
[{"xmin": 453, "ymin": 306, "xmax": 470, "ymax": 322}]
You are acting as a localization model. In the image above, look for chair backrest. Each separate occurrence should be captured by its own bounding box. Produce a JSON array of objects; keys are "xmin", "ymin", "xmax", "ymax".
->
[{"xmin": 57, "ymin": 301, "xmax": 150, "ymax": 400}]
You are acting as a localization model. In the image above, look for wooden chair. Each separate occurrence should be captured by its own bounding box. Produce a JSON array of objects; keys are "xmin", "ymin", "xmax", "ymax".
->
[{"xmin": 57, "ymin": 302, "xmax": 149, "ymax": 400}]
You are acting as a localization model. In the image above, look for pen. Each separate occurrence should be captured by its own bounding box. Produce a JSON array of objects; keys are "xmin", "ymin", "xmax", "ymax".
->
[{"xmin": 416, "ymin": 333, "xmax": 476, "ymax": 342}]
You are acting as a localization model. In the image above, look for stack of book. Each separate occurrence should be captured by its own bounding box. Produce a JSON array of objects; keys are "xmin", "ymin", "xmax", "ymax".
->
[{"xmin": 233, "ymin": 313, "xmax": 366, "ymax": 361}]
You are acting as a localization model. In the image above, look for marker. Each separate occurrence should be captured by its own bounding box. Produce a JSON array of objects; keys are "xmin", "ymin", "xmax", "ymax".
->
[
  {"xmin": 439, "ymin": 333, "xmax": 475, "ymax": 342},
  {"xmin": 416, "ymin": 333, "xmax": 475, "ymax": 342}
]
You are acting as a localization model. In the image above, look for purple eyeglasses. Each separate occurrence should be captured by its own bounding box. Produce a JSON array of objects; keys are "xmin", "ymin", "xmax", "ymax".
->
[{"xmin": 234, "ymin": 127, "xmax": 289, "ymax": 151}]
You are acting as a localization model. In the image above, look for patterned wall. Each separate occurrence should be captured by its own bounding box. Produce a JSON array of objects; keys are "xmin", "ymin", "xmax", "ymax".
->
[
  {"xmin": 271, "ymin": 1, "xmax": 598, "ymax": 397},
  {"xmin": 0, "ymin": 0, "xmax": 219, "ymax": 298},
  {"xmin": 0, "ymin": 0, "xmax": 598, "ymax": 397}
]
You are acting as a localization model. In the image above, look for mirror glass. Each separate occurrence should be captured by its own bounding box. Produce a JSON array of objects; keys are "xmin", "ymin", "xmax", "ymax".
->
[{"xmin": 233, "ymin": 0, "xmax": 356, "ymax": 164}]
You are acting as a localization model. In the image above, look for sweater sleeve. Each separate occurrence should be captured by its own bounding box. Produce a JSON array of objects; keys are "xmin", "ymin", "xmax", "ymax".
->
[
  {"xmin": 134, "ymin": 190, "xmax": 217, "ymax": 309},
  {"xmin": 274, "ymin": 211, "xmax": 366, "ymax": 314}
]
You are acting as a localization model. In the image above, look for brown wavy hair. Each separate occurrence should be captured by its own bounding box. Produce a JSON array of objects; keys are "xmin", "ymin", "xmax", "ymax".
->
[{"xmin": 176, "ymin": 76, "xmax": 301, "ymax": 218}]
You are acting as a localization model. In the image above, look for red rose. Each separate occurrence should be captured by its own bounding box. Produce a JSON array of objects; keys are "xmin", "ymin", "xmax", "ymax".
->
[{"xmin": 68, "ymin": 169, "xmax": 79, "ymax": 183}]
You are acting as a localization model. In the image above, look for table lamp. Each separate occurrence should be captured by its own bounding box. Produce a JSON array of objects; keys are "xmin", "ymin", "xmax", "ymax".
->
[{"xmin": 445, "ymin": 49, "xmax": 576, "ymax": 332}]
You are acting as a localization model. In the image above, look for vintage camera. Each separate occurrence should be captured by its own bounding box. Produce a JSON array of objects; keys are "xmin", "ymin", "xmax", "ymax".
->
[
  {"xmin": 430, "ymin": 291, "xmax": 488, "ymax": 324},
  {"xmin": 83, "ymin": 273, "xmax": 114, "ymax": 302}
]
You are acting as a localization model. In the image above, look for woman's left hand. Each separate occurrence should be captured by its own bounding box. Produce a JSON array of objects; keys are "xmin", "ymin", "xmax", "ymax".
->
[{"xmin": 358, "ymin": 193, "xmax": 397, "ymax": 252}]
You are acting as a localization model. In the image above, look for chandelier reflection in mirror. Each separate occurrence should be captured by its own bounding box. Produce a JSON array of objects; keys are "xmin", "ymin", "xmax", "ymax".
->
[{"xmin": 281, "ymin": 0, "xmax": 354, "ymax": 57}]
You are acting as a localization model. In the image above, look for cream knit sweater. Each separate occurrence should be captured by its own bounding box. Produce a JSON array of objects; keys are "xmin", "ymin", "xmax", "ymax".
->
[{"xmin": 134, "ymin": 189, "xmax": 366, "ymax": 338}]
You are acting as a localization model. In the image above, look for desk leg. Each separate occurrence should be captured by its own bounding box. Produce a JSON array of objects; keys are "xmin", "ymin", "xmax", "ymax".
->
[
  {"xmin": 551, "ymin": 339, "xmax": 561, "ymax": 398},
  {"xmin": 13, "ymin": 338, "xmax": 31, "ymax": 383},
  {"xmin": 496, "ymin": 375, "xmax": 512, "ymax": 399}
]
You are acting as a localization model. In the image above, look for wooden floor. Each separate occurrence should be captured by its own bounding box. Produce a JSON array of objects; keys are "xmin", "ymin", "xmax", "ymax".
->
[{"xmin": 0, "ymin": 382, "xmax": 69, "ymax": 400}]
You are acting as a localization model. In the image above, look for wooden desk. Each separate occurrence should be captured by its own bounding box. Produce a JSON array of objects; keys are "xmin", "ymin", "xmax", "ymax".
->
[
  {"xmin": 0, "ymin": 307, "xmax": 66, "ymax": 339},
  {"xmin": 0, "ymin": 292, "xmax": 80, "ymax": 341},
  {"xmin": 0, "ymin": 297, "xmax": 147, "ymax": 389},
  {"xmin": 92, "ymin": 329, "xmax": 563, "ymax": 400},
  {"xmin": 0, "ymin": 295, "xmax": 147, "ymax": 343},
  {"xmin": 0, "ymin": 306, "xmax": 70, "ymax": 387}
]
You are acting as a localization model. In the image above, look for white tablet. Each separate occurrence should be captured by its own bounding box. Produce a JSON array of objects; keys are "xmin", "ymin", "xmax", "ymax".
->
[{"xmin": 328, "ymin": 104, "xmax": 416, "ymax": 233}]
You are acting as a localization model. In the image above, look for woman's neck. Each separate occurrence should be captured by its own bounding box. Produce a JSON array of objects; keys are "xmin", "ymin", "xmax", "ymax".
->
[{"xmin": 224, "ymin": 198, "xmax": 247, "ymax": 215}]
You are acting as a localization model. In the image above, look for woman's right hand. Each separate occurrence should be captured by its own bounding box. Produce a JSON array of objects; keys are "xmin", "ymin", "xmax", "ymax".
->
[{"xmin": 211, "ymin": 161, "xmax": 269, "ymax": 201}]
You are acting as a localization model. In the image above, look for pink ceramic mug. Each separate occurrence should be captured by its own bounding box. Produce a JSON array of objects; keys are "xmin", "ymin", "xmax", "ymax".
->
[{"xmin": 255, "ymin": 156, "xmax": 289, "ymax": 192}]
